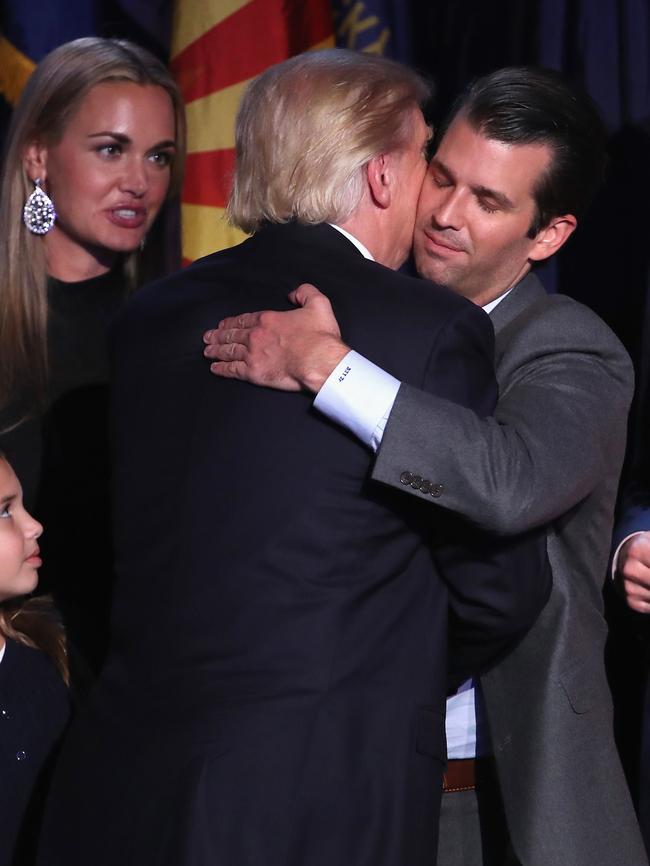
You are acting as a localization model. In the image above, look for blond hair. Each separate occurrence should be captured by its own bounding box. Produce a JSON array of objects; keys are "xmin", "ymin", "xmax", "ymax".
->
[
  {"xmin": 0, "ymin": 37, "xmax": 187, "ymax": 422},
  {"xmin": 227, "ymin": 48, "xmax": 431, "ymax": 233}
]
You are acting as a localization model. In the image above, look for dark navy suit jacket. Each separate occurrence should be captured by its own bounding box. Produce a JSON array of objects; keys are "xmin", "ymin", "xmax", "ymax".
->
[{"xmin": 38, "ymin": 223, "xmax": 549, "ymax": 866}]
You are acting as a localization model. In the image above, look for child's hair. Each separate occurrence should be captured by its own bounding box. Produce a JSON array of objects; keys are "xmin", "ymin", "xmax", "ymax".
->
[
  {"xmin": 0, "ymin": 452, "xmax": 68, "ymax": 684},
  {"xmin": 0, "ymin": 595, "xmax": 68, "ymax": 685}
]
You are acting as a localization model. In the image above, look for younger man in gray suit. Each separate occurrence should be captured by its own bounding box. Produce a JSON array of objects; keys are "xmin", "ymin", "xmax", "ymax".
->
[{"xmin": 205, "ymin": 68, "xmax": 648, "ymax": 865}]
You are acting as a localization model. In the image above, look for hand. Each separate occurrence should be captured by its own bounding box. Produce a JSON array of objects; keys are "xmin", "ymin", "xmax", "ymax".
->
[
  {"xmin": 616, "ymin": 531, "xmax": 650, "ymax": 613},
  {"xmin": 203, "ymin": 283, "xmax": 350, "ymax": 393}
]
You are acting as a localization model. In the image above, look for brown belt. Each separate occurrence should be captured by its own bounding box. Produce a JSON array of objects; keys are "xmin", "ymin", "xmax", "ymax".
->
[{"xmin": 443, "ymin": 757, "xmax": 498, "ymax": 794}]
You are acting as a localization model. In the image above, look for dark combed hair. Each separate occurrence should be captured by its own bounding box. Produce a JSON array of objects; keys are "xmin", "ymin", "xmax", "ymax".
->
[{"xmin": 439, "ymin": 66, "xmax": 608, "ymax": 237}]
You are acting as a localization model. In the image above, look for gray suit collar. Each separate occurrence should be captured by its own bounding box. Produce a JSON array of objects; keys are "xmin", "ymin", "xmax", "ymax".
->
[{"xmin": 489, "ymin": 272, "xmax": 547, "ymax": 334}]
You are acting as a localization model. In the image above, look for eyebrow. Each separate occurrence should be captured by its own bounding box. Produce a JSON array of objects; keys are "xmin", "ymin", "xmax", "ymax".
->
[
  {"xmin": 87, "ymin": 132, "xmax": 177, "ymax": 149},
  {"xmin": 0, "ymin": 494, "xmax": 15, "ymax": 506},
  {"xmin": 473, "ymin": 184, "xmax": 514, "ymax": 210},
  {"xmin": 431, "ymin": 157, "xmax": 515, "ymax": 210}
]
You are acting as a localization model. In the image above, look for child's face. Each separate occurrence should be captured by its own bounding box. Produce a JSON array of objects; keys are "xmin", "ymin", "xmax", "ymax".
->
[{"xmin": 0, "ymin": 460, "xmax": 43, "ymax": 602}]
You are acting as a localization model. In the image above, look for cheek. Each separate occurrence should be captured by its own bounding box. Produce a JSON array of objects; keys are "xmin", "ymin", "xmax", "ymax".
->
[
  {"xmin": 49, "ymin": 161, "xmax": 107, "ymax": 215},
  {"xmin": 0, "ymin": 535, "xmax": 23, "ymax": 580},
  {"xmin": 416, "ymin": 183, "xmax": 443, "ymax": 223},
  {"xmin": 146, "ymin": 172, "xmax": 171, "ymax": 217}
]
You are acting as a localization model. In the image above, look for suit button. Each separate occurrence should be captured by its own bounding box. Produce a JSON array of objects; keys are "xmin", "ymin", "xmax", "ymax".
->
[
  {"xmin": 400, "ymin": 471, "xmax": 413, "ymax": 485},
  {"xmin": 410, "ymin": 474, "xmax": 423, "ymax": 489},
  {"xmin": 419, "ymin": 480, "xmax": 432, "ymax": 494},
  {"xmin": 430, "ymin": 484, "xmax": 444, "ymax": 498}
]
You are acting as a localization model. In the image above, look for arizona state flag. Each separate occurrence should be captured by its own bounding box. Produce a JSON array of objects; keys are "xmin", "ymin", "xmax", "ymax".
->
[{"xmin": 171, "ymin": 0, "xmax": 334, "ymax": 263}]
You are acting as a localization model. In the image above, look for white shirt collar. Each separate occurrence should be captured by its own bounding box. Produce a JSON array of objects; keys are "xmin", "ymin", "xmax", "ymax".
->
[
  {"xmin": 482, "ymin": 286, "xmax": 514, "ymax": 314},
  {"xmin": 329, "ymin": 224, "xmax": 375, "ymax": 261}
]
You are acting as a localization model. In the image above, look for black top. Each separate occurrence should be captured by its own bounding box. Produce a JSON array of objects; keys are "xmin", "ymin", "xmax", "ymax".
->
[
  {"xmin": 0, "ymin": 638, "xmax": 70, "ymax": 866},
  {"xmin": 0, "ymin": 268, "xmax": 127, "ymax": 676},
  {"xmin": 0, "ymin": 268, "xmax": 126, "ymax": 503}
]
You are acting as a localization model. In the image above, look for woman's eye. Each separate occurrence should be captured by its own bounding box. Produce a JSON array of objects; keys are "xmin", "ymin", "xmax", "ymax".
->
[
  {"xmin": 97, "ymin": 144, "xmax": 121, "ymax": 158},
  {"xmin": 0, "ymin": 504, "xmax": 12, "ymax": 519},
  {"xmin": 149, "ymin": 151, "xmax": 173, "ymax": 167}
]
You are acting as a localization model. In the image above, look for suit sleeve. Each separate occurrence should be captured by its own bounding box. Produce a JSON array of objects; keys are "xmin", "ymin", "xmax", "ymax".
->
[
  {"xmin": 417, "ymin": 302, "xmax": 551, "ymax": 679},
  {"xmin": 373, "ymin": 300, "xmax": 635, "ymax": 535}
]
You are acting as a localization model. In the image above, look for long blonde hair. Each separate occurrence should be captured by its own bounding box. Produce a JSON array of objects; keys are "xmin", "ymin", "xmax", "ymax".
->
[{"xmin": 0, "ymin": 37, "xmax": 187, "ymax": 422}]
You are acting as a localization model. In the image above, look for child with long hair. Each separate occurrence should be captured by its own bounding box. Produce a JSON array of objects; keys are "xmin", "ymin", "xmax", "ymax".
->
[{"xmin": 0, "ymin": 452, "xmax": 69, "ymax": 866}]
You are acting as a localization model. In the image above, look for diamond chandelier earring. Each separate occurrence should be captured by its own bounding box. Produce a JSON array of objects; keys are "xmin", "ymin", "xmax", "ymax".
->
[{"xmin": 23, "ymin": 179, "xmax": 56, "ymax": 235}]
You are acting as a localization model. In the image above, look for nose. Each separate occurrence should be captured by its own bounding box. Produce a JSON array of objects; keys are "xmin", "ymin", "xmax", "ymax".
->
[
  {"xmin": 24, "ymin": 512, "xmax": 43, "ymax": 541},
  {"xmin": 120, "ymin": 157, "xmax": 148, "ymax": 198},
  {"xmin": 432, "ymin": 188, "xmax": 464, "ymax": 231}
]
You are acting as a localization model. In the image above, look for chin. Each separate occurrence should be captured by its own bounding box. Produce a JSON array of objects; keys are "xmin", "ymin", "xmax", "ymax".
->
[
  {"xmin": 104, "ymin": 236, "xmax": 145, "ymax": 255},
  {"xmin": 17, "ymin": 569, "xmax": 39, "ymax": 596}
]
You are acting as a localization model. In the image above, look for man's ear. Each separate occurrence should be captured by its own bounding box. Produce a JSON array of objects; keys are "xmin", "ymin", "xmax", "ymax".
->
[
  {"xmin": 366, "ymin": 153, "xmax": 393, "ymax": 209},
  {"xmin": 23, "ymin": 141, "xmax": 49, "ymax": 183},
  {"xmin": 529, "ymin": 214, "xmax": 577, "ymax": 262}
]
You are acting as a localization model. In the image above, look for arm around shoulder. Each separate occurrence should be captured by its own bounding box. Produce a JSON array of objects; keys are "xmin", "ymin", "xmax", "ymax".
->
[{"xmin": 373, "ymin": 295, "xmax": 634, "ymax": 534}]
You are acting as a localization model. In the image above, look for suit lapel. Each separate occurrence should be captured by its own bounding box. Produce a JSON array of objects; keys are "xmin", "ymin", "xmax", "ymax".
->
[{"xmin": 489, "ymin": 272, "xmax": 548, "ymax": 336}]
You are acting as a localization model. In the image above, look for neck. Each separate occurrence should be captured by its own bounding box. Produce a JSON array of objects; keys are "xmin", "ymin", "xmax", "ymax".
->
[
  {"xmin": 43, "ymin": 230, "xmax": 117, "ymax": 283},
  {"xmin": 337, "ymin": 217, "xmax": 381, "ymax": 263},
  {"xmin": 469, "ymin": 261, "xmax": 531, "ymax": 308}
]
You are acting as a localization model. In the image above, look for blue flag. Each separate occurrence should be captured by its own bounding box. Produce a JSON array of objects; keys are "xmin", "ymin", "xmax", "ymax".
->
[
  {"xmin": 1, "ymin": 1, "xmax": 98, "ymax": 67},
  {"xmin": 0, "ymin": 1, "xmax": 172, "ymax": 149},
  {"xmin": 332, "ymin": 0, "xmax": 412, "ymax": 62}
]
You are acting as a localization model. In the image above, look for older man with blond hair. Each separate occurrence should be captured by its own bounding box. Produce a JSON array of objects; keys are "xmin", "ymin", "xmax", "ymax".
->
[{"xmin": 38, "ymin": 50, "xmax": 549, "ymax": 866}]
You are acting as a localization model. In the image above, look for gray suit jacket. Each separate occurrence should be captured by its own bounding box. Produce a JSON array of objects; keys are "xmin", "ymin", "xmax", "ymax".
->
[{"xmin": 373, "ymin": 272, "xmax": 648, "ymax": 866}]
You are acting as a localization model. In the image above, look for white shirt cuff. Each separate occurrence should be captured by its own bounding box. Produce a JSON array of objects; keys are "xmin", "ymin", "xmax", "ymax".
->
[
  {"xmin": 313, "ymin": 350, "xmax": 400, "ymax": 451},
  {"xmin": 611, "ymin": 531, "xmax": 646, "ymax": 580}
]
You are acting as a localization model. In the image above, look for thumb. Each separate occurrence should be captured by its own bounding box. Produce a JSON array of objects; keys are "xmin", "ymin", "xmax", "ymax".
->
[{"xmin": 288, "ymin": 282, "xmax": 325, "ymax": 308}]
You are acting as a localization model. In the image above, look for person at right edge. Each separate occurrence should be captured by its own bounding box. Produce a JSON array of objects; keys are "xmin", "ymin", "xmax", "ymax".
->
[{"xmin": 205, "ymin": 68, "xmax": 649, "ymax": 865}]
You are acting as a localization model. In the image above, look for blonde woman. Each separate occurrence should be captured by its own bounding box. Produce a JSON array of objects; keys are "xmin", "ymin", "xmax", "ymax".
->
[{"xmin": 0, "ymin": 37, "xmax": 186, "ymax": 678}]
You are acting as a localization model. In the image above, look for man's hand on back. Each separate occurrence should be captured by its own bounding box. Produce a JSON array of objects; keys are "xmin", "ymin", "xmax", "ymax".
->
[{"xmin": 203, "ymin": 283, "xmax": 349, "ymax": 393}]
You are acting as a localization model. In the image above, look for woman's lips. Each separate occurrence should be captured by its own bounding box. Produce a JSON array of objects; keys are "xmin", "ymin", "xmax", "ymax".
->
[{"xmin": 106, "ymin": 207, "xmax": 147, "ymax": 229}]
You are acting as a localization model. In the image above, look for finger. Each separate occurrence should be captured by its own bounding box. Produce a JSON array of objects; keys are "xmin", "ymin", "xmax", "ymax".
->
[
  {"xmin": 215, "ymin": 311, "xmax": 262, "ymax": 332},
  {"xmin": 204, "ymin": 341, "xmax": 248, "ymax": 362},
  {"xmin": 203, "ymin": 328, "xmax": 252, "ymax": 353},
  {"xmin": 289, "ymin": 283, "xmax": 325, "ymax": 307},
  {"xmin": 627, "ymin": 537, "xmax": 650, "ymax": 569},
  {"xmin": 624, "ymin": 575, "xmax": 650, "ymax": 598},
  {"xmin": 620, "ymin": 559, "xmax": 650, "ymax": 588},
  {"xmin": 626, "ymin": 597, "xmax": 650, "ymax": 615},
  {"xmin": 209, "ymin": 360, "xmax": 250, "ymax": 380}
]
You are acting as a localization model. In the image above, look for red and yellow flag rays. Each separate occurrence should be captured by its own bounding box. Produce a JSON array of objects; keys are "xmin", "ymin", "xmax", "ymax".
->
[{"xmin": 171, "ymin": 0, "xmax": 334, "ymax": 264}]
